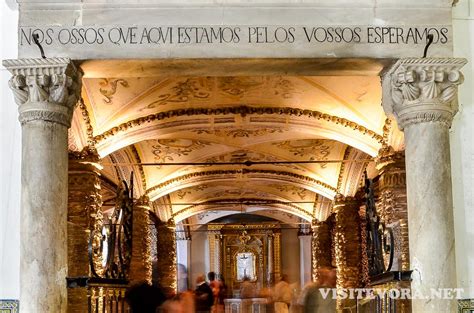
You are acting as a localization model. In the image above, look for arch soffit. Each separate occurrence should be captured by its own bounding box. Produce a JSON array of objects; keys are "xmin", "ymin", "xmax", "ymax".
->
[
  {"xmin": 92, "ymin": 106, "xmax": 384, "ymax": 158},
  {"xmin": 146, "ymin": 169, "xmax": 337, "ymax": 201},
  {"xmin": 183, "ymin": 208, "xmax": 305, "ymax": 226},
  {"xmin": 171, "ymin": 202, "xmax": 313, "ymax": 223},
  {"xmin": 155, "ymin": 179, "xmax": 336, "ymax": 222}
]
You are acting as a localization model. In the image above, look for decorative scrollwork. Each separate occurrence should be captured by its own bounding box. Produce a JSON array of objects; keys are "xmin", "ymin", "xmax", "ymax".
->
[
  {"xmin": 89, "ymin": 174, "xmax": 134, "ymax": 279},
  {"xmin": 99, "ymin": 78, "xmax": 129, "ymax": 104}
]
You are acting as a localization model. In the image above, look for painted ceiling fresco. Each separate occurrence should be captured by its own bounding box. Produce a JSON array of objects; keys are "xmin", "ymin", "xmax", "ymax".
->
[{"xmin": 70, "ymin": 61, "xmax": 403, "ymax": 223}]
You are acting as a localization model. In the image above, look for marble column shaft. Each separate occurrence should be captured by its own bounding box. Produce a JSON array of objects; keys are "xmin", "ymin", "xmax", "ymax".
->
[
  {"xmin": 3, "ymin": 58, "xmax": 81, "ymax": 313},
  {"xmin": 176, "ymin": 238, "xmax": 191, "ymax": 292},
  {"xmin": 130, "ymin": 197, "xmax": 153, "ymax": 285},
  {"xmin": 214, "ymin": 234, "xmax": 223, "ymax": 276},
  {"xmin": 267, "ymin": 234, "xmax": 274, "ymax": 286},
  {"xmin": 383, "ymin": 58, "xmax": 467, "ymax": 313},
  {"xmin": 311, "ymin": 219, "xmax": 333, "ymax": 282},
  {"xmin": 298, "ymin": 234, "xmax": 312, "ymax": 287}
]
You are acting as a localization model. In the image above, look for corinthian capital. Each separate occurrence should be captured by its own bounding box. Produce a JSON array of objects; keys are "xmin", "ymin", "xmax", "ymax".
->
[
  {"xmin": 2, "ymin": 58, "xmax": 81, "ymax": 127},
  {"xmin": 382, "ymin": 58, "xmax": 467, "ymax": 129}
]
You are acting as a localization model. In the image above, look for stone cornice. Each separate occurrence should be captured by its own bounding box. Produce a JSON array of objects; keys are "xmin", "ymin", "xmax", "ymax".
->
[
  {"xmin": 382, "ymin": 58, "xmax": 467, "ymax": 130},
  {"xmin": 146, "ymin": 168, "xmax": 337, "ymax": 199},
  {"xmin": 93, "ymin": 105, "xmax": 383, "ymax": 144},
  {"xmin": 3, "ymin": 58, "xmax": 81, "ymax": 127}
]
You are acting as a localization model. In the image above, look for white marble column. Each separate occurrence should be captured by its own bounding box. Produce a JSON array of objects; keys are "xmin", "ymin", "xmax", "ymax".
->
[
  {"xmin": 298, "ymin": 234, "xmax": 312, "ymax": 288},
  {"xmin": 176, "ymin": 237, "xmax": 191, "ymax": 292},
  {"xmin": 383, "ymin": 58, "xmax": 467, "ymax": 313},
  {"xmin": 267, "ymin": 233, "xmax": 274, "ymax": 286},
  {"xmin": 3, "ymin": 58, "xmax": 81, "ymax": 313},
  {"xmin": 214, "ymin": 234, "xmax": 223, "ymax": 277}
]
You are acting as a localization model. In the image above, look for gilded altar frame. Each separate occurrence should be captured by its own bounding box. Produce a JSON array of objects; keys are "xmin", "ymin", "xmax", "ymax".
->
[{"xmin": 208, "ymin": 223, "xmax": 281, "ymax": 293}]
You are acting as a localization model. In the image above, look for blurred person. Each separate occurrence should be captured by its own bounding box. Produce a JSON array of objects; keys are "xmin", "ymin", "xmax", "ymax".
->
[
  {"xmin": 274, "ymin": 274, "xmax": 292, "ymax": 313},
  {"xmin": 159, "ymin": 297, "xmax": 184, "ymax": 313},
  {"xmin": 178, "ymin": 289, "xmax": 196, "ymax": 313},
  {"xmin": 215, "ymin": 277, "xmax": 227, "ymax": 313},
  {"xmin": 240, "ymin": 276, "xmax": 255, "ymax": 298},
  {"xmin": 302, "ymin": 268, "xmax": 336, "ymax": 313},
  {"xmin": 208, "ymin": 272, "xmax": 222, "ymax": 312},
  {"xmin": 195, "ymin": 274, "xmax": 214, "ymax": 313},
  {"xmin": 125, "ymin": 281, "xmax": 167, "ymax": 313}
]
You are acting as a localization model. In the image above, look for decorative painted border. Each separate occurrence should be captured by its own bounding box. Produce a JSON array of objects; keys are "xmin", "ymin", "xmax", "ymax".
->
[
  {"xmin": 93, "ymin": 105, "xmax": 384, "ymax": 144},
  {"xmin": 0, "ymin": 300, "xmax": 19, "ymax": 313},
  {"xmin": 459, "ymin": 299, "xmax": 474, "ymax": 313}
]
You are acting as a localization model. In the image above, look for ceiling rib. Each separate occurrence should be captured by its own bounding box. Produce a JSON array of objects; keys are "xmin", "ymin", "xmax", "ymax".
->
[{"xmin": 100, "ymin": 159, "xmax": 373, "ymax": 167}]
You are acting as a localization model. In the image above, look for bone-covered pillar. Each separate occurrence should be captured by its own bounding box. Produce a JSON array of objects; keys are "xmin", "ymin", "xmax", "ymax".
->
[
  {"xmin": 130, "ymin": 196, "xmax": 153, "ymax": 285},
  {"xmin": 311, "ymin": 218, "xmax": 333, "ymax": 282},
  {"xmin": 3, "ymin": 58, "xmax": 81, "ymax": 313},
  {"xmin": 67, "ymin": 147, "xmax": 103, "ymax": 312},
  {"xmin": 383, "ymin": 58, "xmax": 467, "ymax": 312},
  {"xmin": 333, "ymin": 195, "xmax": 362, "ymax": 312}
]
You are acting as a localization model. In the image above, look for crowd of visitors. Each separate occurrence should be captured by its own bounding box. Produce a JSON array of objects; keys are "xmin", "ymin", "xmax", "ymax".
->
[{"xmin": 125, "ymin": 269, "xmax": 336, "ymax": 313}]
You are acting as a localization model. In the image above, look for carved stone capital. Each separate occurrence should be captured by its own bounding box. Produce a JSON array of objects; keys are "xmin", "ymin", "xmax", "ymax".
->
[
  {"xmin": 2, "ymin": 58, "xmax": 82, "ymax": 127},
  {"xmin": 382, "ymin": 58, "xmax": 467, "ymax": 129}
]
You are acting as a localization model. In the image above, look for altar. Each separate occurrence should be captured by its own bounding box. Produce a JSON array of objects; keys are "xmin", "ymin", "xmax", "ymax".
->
[{"xmin": 224, "ymin": 298, "xmax": 271, "ymax": 313}]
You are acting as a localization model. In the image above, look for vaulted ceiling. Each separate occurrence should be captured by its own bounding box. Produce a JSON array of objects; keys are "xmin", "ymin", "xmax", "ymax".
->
[{"xmin": 69, "ymin": 59, "xmax": 403, "ymax": 224}]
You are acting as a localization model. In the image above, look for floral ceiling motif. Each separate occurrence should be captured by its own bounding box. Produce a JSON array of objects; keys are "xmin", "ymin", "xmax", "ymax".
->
[
  {"xmin": 206, "ymin": 189, "xmax": 269, "ymax": 199},
  {"xmin": 142, "ymin": 78, "xmax": 212, "ymax": 110},
  {"xmin": 268, "ymin": 184, "xmax": 311, "ymax": 200},
  {"xmin": 99, "ymin": 78, "xmax": 129, "ymax": 104},
  {"xmin": 175, "ymin": 184, "xmax": 209, "ymax": 200},
  {"xmin": 139, "ymin": 76, "xmax": 298, "ymax": 111},
  {"xmin": 272, "ymin": 139, "xmax": 332, "ymax": 168},
  {"xmin": 151, "ymin": 139, "xmax": 212, "ymax": 163},
  {"xmin": 197, "ymin": 210, "xmax": 221, "ymax": 221},
  {"xmin": 191, "ymin": 127, "xmax": 284, "ymax": 138},
  {"xmin": 201, "ymin": 150, "xmax": 301, "ymax": 172},
  {"xmin": 217, "ymin": 77, "xmax": 263, "ymax": 97},
  {"xmin": 272, "ymin": 77, "xmax": 297, "ymax": 99}
]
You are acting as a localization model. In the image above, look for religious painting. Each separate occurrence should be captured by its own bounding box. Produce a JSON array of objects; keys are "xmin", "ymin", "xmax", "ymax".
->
[{"xmin": 236, "ymin": 252, "xmax": 256, "ymax": 281}]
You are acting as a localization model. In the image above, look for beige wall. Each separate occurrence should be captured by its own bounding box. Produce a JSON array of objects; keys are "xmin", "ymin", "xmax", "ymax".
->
[
  {"xmin": 280, "ymin": 227, "xmax": 301, "ymax": 288},
  {"xmin": 0, "ymin": 0, "xmax": 20, "ymax": 300},
  {"xmin": 189, "ymin": 228, "xmax": 209, "ymax": 289}
]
